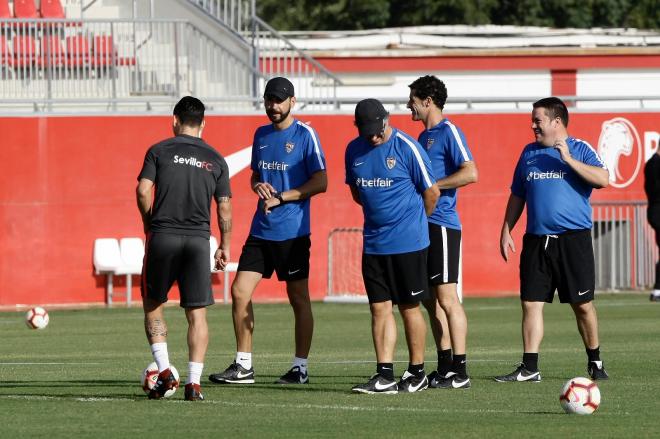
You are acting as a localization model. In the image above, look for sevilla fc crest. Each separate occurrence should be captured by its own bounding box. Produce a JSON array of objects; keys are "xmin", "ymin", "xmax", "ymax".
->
[
  {"xmin": 285, "ymin": 141, "xmax": 295, "ymax": 153},
  {"xmin": 386, "ymin": 157, "xmax": 396, "ymax": 169}
]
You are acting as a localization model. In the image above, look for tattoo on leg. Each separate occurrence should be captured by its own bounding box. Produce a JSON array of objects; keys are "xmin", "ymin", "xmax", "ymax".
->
[{"xmin": 145, "ymin": 317, "xmax": 168, "ymax": 338}]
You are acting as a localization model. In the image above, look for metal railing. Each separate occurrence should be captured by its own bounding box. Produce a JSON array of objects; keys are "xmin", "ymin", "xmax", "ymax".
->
[
  {"xmin": 185, "ymin": 0, "xmax": 342, "ymax": 110},
  {"xmin": 0, "ymin": 18, "xmax": 258, "ymax": 112},
  {"xmin": 592, "ymin": 200, "xmax": 657, "ymax": 291}
]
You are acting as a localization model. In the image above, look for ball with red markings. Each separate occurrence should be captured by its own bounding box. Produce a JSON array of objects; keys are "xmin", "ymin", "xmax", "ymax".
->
[
  {"xmin": 25, "ymin": 307, "xmax": 49, "ymax": 330},
  {"xmin": 559, "ymin": 377, "xmax": 601, "ymax": 415},
  {"xmin": 141, "ymin": 362, "xmax": 179, "ymax": 397}
]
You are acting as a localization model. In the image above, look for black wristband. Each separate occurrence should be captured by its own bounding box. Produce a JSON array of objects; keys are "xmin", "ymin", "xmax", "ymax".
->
[{"xmin": 275, "ymin": 192, "xmax": 284, "ymax": 204}]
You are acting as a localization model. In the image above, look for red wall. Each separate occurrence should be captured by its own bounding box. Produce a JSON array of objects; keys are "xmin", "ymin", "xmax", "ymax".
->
[{"xmin": 0, "ymin": 112, "xmax": 657, "ymax": 306}]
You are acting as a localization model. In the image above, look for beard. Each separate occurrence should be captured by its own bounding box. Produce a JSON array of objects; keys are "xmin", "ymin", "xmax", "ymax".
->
[{"xmin": 267, "ymin": 107, "xmax": 291, "ymax": 123}]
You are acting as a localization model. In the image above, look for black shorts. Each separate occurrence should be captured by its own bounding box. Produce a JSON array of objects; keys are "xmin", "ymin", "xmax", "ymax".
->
[
  {"xmin": 428, "ymin": 223, "xmax": 461, "ymax": 286},
  {"xmin": 142, "ymin": 232, "xmax": 214, "ymax": 308},
  {"xmin": 237, "ymin": 235, "xmax": 310, "ymax": 281},
  {"xmin": 520, "ymin": 229, "xmax": 595, "ymax": 304},
  {"xmin": 362, "ymin": 248, "xmax": 430, "ymax": 305}
]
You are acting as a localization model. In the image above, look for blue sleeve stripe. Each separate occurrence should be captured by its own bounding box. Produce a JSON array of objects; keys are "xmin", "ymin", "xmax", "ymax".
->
[
  {"xmin": 445, "ymin": 121, "xmax": 470, "ymax": 162},
  {"xmin": 576, "ymin": 137, "xmax": 608, "ymax": 170},
  {"xmin": 397, "ymin": 132, "xmax": 434, "ymax": 188},
  {"xmin": 297, "ymin": 121, "xmax": 325, "ymax": 170}
]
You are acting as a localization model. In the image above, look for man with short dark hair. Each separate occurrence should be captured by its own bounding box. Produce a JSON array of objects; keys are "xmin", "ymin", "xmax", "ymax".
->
[
  {"xmin": 496, "ymin": 97, "xmax": 610, "ymax": 383},
  {"xmin": 347, "ymin": 98, "xmax": 440, "ymax": 394},
  {"xmin": 209, "ymin": 77, "xmax": 327, "ymax": 386},
  {"xmin": 408, "ymin": 75, "xmax": 477, "ymax": 389},
  {"xmin": 137, "ymin": 96, "xmax": 232, "ymax": 401}
]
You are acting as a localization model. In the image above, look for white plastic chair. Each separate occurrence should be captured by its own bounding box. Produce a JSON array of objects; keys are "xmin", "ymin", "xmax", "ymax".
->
[
  {"xmin": 93, "ymin": 238, "xmax": 122, "ymax": 305},
  {"xmin": 117, "ymin": 237, "xmax": 145, "ymax": 306}
]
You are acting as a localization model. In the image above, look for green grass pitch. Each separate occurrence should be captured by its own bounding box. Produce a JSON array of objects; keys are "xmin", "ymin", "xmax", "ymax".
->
[{"xmin": 1, "ymin": 293, "xmax": 659, "ymax": 438}]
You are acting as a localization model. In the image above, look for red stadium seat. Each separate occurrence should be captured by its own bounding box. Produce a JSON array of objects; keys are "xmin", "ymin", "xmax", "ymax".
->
[
  {"xmin": 0, "ymin": 0, "xmax": 11, "ymax": 19},
  {"xmin": 1, "ymin": 34, "xmax": 12, "ymax": 67},
  {"xmin": 39, "ymin": 35, "xmax": 65, "ymax": 67},
  {"xmin": 66, "ymin": 34, "xmax": 90, "ymax": 67},
  {"xmin": 13, "ymin": 35, "xmax": 37, "ymax": 67},
  {"xmin": 92, "ymin": 35, "xmax": 116, "ymax": 67},
  {"xmin": 40, "ymin": 0, "xmax": 65, "ymax": 19},
  {"xmin": 13, "ymin": 0, "xmax": 39, "ymax": 18}
]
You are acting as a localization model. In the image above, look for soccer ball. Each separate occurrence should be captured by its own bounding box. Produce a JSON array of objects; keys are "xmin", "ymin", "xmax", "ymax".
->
[
  {"xmin": 141, "ymin": 362, "xmax": 179, "ymax": 397},
  {"xmin": 559, "ymin": 377, "xmax": 601, "ymax": 415},
  {"xmin": 25, "ymin": 307, "xmax": 49, "ymax": 329}
]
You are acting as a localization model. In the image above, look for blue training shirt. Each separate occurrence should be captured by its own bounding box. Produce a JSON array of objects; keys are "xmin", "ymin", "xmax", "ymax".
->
[
  {"xmin": 510, "ymin": 137, "xmax": 607, "ymax": 235},
  {"xmin": 249, "ymin": 119, "xmax": 326, "ymax": 241},
  {"xmin": 345, "ymin": 128, "xmax": 436, "ymax": 255},
  {"xmin": 418, "ymin": 118, "xmax": 473, "ymax": 230}
]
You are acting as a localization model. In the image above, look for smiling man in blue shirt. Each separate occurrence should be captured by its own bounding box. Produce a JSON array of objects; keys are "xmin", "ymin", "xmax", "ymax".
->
[
  {"xmin": 346, "ymin": 99, "xmax": 440, "ymax": 394},
  {"xmin": 496, "ymin": 97, "xmax": 610, "ymax": 383},
  {"xmin": 209, "ymin": 77, "xmax": 327, "ymax": 386}
]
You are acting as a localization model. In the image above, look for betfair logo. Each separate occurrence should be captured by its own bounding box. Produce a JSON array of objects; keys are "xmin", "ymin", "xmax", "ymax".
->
[
  {"xmin": 258, "ymin": 160, "xmax": 289, "ymax": 171},
  {"xmin": 355, "ymin": 177, "xmax": 393, "ymax": 188},
  {"xmin": 526, "ymin": 170, "xmax": 566, "ymax": 181}
]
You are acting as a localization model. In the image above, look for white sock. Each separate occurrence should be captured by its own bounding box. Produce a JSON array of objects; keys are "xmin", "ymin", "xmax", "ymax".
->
[
  {"xmin": 151, "ymin": 342, "xmax": 170, "ymax": 373},
  {"xmin": 293, "ymin": 356, "xmax": 307, "ymax": 374},
  {"xmin": 235, "ymin": 352, "xmax": 252, "ymax": 370},
  {"xmin": 186, "ymin": 361, "xmax": 203, "ymax": 385}
]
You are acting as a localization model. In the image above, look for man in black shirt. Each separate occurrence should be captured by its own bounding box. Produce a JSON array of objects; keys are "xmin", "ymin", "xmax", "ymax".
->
[
  {"xmin": 644, "ymin": 150, "xmax": 660, "ymax": 301},
  {"xmin": 136, "ymin": 96, "xmax": 232, "ymax": 401}
]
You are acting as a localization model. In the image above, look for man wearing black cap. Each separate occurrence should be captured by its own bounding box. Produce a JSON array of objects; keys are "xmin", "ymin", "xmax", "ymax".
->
[
  {"xmin": 209, "ymin": 77, "xmax": 328, "ymax": 385},
  {"xmin": 346, "ymin": 98, "xmax": 440, "ymax": 394}
]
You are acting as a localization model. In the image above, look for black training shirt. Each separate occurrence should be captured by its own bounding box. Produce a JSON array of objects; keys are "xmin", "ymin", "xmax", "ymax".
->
[
  {"xmin": 138, "ymin": 134, "xmax": 231, "ymax": 238},
  {"xmin": 645, "ymin": 154, "xmax": 660, "ymax": 209}
]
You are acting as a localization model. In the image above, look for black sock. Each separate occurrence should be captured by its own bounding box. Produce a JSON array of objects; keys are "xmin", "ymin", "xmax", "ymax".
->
[
  {"xmin": 407, "ymin": 363, "xmax": 425, "ymax": 379},
  {"xmin": 452, "ymin": 354, "xmax": 467, "ymax": 378},
  {"xmin": 586, "ymin": 346, "xmax": 601, "ymax": 363},
  {"xmin": 377, "ymin": 363, "xmax": 394, "ymax": 381},
  {"xmin": 522, "ymin": 353, "xmax": 539, "ymax": 372},
  {"xmin": 437, "ymin": 349, "xmax": 452, "ymax": 375}
]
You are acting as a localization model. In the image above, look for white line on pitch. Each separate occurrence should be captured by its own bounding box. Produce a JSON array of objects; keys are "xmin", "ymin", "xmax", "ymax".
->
[
  {"xmin": 0, "ymin": 362, "xmax": 103, "ymax": 365},
  {"xmin": 0, "ymin": 395, "xmax": 630, "ymax": 416}
]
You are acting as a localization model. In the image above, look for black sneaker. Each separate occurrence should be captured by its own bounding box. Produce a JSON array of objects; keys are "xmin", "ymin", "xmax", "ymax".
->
[
  {"xmin": 208, "ymin": 362, "xmax": 255, "ymax": 384},
  {"xmin": 429, "ymin": 371, "xmax": 471, "ymax": 389},
  {"xmin": 148, "ymin": 368, "xmax": 178, "ymax": 399},
  {"xmin": 650, "ymin": 294, "xmax": 660, "ymax": 302},
  {"xmin": 494, "ymin": 364, "xmax": 541, "ymax": 382},
  {"xmin": 588, "ymin": 361, "xmax": 609, "ymax": 380},
  {"xmin": 275, "ymin": 366, "xmax": 309, "ymax": 384},
  {"xmin": 184, "ymin": 383, "xmax": 204, "ymax": 401},
  {"xmin": 397, "ymin": 371, "xmax": 429, "ymax": 393},
  {"xmin": 351, "ymin": 374, "xmax": 398, "ymax": 394},
  {"xmin": 426, "ymin": 370, "xmax": 451, "ymax": 383}
]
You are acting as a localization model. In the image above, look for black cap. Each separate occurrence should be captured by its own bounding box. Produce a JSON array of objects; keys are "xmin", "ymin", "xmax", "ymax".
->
[
  {"xmin": 355, "ymin": 99, "xmax": 388, "ymax": 137},
  {"xmin": 264, "ymin": 77, "xmax": 295, "ymax": 100}
]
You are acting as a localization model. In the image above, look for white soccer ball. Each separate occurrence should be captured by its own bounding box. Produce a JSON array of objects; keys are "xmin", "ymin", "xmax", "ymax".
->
[
  {"xmin": 25, "ymin": 307, "xmax": 49, "ymax": 329},
  {"xmin": 141, "ymin": 362, "xmax": 179, "ymax": 397},
  {"xmin": 559, "ymin": 377, "xmax": 601, "ymax": 415}
]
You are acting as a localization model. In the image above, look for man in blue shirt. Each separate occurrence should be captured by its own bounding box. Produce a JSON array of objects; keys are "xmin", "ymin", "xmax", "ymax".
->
[
  {"xmin": 496, "ymin": 97, "xmax": 610, "ymax": 382},
  {"xmin": 346, "ymin": 99, "xmax": 440, "ymax": 394},
  {"xmin": 208, "ymin": 77, "xmax": 327, "ymax": 385},
  {"xmin": 408, "ymin": 75, "xmax": 478, "ymax": 389}
]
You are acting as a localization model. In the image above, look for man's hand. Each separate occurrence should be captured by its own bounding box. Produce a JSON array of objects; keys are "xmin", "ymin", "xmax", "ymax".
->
[
  {"xmin": 554, "ymin": 138, "xmax": 572, "ymax": 163},
  {"xmin": 214, "ymin": 248, "xmax": 230, "ymax": 271},
  {"xmin": 500, "ymin": 228, "xmax": 516, "ymax": 262},
  {"xmin": 262, "ymin": 196, "xmax": 282, "ymax": 214},
  {"xmin": 253, "ymin": 182, "xmax": 277, "ymax": 199}
]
